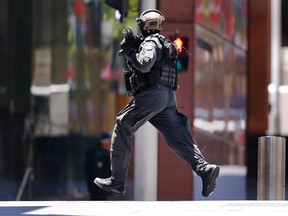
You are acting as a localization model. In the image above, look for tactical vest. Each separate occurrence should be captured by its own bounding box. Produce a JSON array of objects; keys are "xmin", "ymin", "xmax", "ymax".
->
[
  {"xmin": 124, "ymin": 34, "xmax": 178, "ymax": 96},
  {"xmin": 145, "ymin": 34, "xmax": 178, "ymax": 91}
]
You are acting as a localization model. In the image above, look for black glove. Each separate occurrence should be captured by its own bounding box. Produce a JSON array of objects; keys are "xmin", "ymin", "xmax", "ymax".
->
[
  {"xmin": 119, "ymin": 27, "xmax": 145, "ymax": 56},
  {"xmin": 120, "ymin": 36, "xmax": 137, "ymax": 56}
]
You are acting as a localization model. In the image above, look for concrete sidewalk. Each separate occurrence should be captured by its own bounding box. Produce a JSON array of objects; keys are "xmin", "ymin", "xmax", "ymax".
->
[{"xmin": 0, "ymin": 200, "xmax": 288, "ymax": 216}]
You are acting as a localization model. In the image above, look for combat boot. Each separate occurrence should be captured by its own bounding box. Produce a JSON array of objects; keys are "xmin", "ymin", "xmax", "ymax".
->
[
  {"xmin": 94, "ymin": 177, "xmax": 125, "ymax": 195},
  {"xmin": 201, "ymin": 164, "xmax": 220, "ymax": 197}
]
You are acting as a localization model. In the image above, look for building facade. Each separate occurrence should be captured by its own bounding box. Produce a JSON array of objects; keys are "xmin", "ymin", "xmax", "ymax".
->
[{"xmin": 0, "ymin": 0, "xmax": 287, "ymax": 201}]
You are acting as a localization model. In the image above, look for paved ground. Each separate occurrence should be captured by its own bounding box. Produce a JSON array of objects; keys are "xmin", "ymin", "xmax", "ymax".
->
[{"xmin": 0, "ymin": 200, "xmax": 288, "ymax": 216}]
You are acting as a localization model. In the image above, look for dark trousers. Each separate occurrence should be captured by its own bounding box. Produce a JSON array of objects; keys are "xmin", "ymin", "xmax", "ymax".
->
[{"xmin": 110, "ymin": 84, "xmax": 208, "ymax": 182}]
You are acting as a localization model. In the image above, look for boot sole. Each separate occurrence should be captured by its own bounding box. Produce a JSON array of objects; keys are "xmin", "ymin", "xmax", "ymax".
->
[
  {"xmin": 94, "ymin": 179, "xmax": 125, "ymax": 195},
  {"xmin": 202, "ymin": 166, "xmax": 220, "ymax": 197}
]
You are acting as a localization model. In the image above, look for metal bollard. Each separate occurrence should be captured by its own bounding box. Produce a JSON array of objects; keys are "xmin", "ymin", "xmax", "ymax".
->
[{"xmin": 257, "ymin": 136, "xmax": 286, "ymax": 200}]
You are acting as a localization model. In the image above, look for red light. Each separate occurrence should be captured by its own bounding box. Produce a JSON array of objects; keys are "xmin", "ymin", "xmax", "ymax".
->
[{"xmin": 173, "ymin": 37, "xmax": 184, "ymax": 53}]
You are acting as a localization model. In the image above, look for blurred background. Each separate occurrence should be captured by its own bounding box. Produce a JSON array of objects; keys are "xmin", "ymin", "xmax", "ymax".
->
[{"xmin": 0, "ymin": 0, "xmax": 287, "ymax": 201}]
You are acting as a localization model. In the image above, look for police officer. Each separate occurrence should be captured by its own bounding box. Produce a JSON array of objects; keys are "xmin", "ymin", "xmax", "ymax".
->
[{"xmin": 94, "ymin": 9, "xmax": 220, "ymax": 197}]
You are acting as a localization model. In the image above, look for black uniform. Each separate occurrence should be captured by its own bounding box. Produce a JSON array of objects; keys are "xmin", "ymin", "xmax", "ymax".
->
[
  {"xmin": 95, "ymin": 11, "xmax": 220, "ymax": 197},
  {"xmin": 111, "ymin": 33, "xmax": 208, "ymax": 182}
]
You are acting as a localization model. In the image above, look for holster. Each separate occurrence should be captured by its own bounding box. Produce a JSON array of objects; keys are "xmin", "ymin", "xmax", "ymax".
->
[
  {"xmin": 123, "ymin": 68, "xmax": 133, "ymax": 93},
  {"xmin": 123, "ymin": 67, "xmax": 147, "ymax": 96}
]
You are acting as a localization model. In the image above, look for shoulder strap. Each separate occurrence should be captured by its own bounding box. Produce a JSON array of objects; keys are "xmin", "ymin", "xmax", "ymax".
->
[{"xmin": 147, "ymin": 34, "xmax": 178, "ymax": 60}]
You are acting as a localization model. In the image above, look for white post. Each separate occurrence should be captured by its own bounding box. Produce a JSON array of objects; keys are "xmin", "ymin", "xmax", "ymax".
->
[
  {"xmin": 268, "ymin": 0, "xmax": 281, "ymax": 134},
  {"xmin": 134, "ymin": 123, "xmax": 158, "ymax": 200}
]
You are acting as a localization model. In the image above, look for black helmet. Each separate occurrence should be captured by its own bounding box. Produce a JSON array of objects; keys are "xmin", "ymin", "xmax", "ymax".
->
[{"xmin": 136, "ymin": 9, "xmax": 165, "ymax": 35}]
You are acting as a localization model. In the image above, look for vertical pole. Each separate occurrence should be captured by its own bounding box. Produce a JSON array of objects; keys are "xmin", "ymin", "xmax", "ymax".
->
[
  {"xmin": 268, "ymin": 0, "xmax": 281, "ymax": 134},
  {"xmin": 257, "ymin": 136, "xmax": 286, "ymax": 200}
]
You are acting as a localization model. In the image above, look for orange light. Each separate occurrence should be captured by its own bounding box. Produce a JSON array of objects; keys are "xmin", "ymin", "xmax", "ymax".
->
[{"xmin": 173, "ymin": 37, "xmax": 184, "ymax": 53}]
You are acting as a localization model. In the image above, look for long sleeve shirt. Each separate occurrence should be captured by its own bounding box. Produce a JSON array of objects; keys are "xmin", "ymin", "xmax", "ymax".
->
[{"xmin": 125, "ymin": 35, "xmax": 163, "ymax": 73}]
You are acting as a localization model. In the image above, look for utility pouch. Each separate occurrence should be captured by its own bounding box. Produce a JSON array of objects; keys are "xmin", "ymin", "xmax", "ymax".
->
[
  {"xmin": 129, "ymin": 69, "xmax": 147, "ymax": 95},
  {"xmin": 123, "ymin": 68, "xmax": 133, "ymax": 93},
  {"xmin": 123, "ymin": 64, "xmax": 147, "ymax": 96}
]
